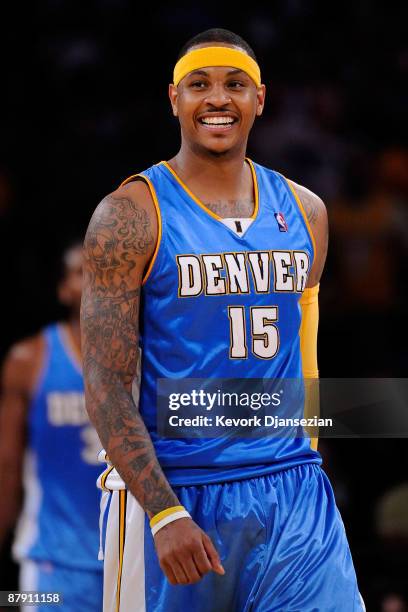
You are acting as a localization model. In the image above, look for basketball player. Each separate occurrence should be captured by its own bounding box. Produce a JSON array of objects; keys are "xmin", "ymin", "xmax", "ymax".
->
[
  {"xmin": 81, "ymin": 28, "xmax": 365, "ymax": 611},
  {"xmin": 0, "ymin": 244, "xmax": 103, "ymax": 611}
]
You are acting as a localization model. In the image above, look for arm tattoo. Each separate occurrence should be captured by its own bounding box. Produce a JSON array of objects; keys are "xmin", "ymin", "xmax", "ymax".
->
[
  {"xmin": 291, "ymin": 182, "xmax": 328, "ymax": 284},
  {"xmin": 299, "ymin": 190, "xmax": 319, "ymax": 225},
  {"xmin": 81, "ymin": 194, "xmax": 179, "ymax": 516}
]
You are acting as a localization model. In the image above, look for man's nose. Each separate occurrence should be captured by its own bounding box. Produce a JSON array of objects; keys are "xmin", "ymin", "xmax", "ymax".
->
[{"xmin": 204, "ymin": 82, "xmax": 232, "ymax": 106}]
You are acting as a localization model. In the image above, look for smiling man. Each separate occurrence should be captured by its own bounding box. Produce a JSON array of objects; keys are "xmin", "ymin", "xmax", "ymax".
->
[{"xmin": 81, "ymin": 28, "xmax": 364, "ymax": 611}]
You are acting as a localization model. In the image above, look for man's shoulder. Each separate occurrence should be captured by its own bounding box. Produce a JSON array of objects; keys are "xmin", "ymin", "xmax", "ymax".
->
[
  {"xmin": 2, "ymin": 331, "xmax": 46, "ymax": 393},
  {"xmin": 93, "ymin": 170, "xmax": 157, "ymax": 222},
  {"xmin": 84, "ymin": 169, "xmax": 159, "ymax": 272},
  {"xmin": 250, "ymin": 160, "xmax": 327, "ymax": 220},
  {"xmin": 115, "ymin": 176, "xmax": 155, "ymax": 207},
  {"xmin": 6, "ymin": 332, "xmax": 45, "ymax": 365},
  {"xmin": 288, "ymin": 180, "xmax": 326, "ymax": 219}
]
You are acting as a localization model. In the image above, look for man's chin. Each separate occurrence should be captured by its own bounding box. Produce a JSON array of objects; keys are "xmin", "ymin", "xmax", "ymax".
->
[
  {"xmin": 207, "ymin": 148, "xmax": 232, "ymax": 158},
  {"xmin": 193, "ymin": 140, "xmax": 237, "ymax": 158}
]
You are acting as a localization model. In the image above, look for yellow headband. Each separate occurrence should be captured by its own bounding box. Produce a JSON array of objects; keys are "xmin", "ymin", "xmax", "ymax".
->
[{"xmin": 173, "ymin": 46, "xmax": 261, "ymax": 88}]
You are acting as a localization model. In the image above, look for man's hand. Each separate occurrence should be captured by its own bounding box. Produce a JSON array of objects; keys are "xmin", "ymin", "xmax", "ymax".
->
[{"xmin": 154, "ymin": 518, "xmax": 225, "ymax": 585}]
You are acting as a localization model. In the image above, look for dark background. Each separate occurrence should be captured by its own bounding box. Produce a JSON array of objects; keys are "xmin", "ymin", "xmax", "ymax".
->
[{"xmin": 1, "ymin": 2, "xmax": 407, "ymax": 610}]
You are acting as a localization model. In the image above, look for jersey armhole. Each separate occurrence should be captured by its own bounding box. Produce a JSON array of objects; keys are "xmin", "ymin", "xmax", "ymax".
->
[
  {"xmin": 275, "ymin": 173, "xmax": 316, "ymax": 263},
  {"xmin": 119, "ymin": 174, "xmax": 163, "ymax": 285}
]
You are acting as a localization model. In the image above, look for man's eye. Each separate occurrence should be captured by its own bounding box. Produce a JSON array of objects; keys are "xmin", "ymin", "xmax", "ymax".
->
[
  {"xmin": 228, "ymin": 81, "xmax": 244, "ymax": 88},
  {"xmin": 190, "ymin": 81, "xmax": 206, "ymax": 88}
]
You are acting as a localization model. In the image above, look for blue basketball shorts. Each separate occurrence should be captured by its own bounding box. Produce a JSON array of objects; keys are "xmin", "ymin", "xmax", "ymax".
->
[
  {"xmin": 101, "ymin": 463, "xmax": 365, "ymax": 611},
  {"xmin": 19, "ymin": 559, "xmax": 103, "ymax": 612}
]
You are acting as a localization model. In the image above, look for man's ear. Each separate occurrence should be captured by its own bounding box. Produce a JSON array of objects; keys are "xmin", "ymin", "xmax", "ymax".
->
[
  {"xmin": 256, "ymin": 84, "xmax": 266, "ymax": 116},
  {"xmin": 168, "ymin": 83, "xmax": 178, "ymax": 117}
]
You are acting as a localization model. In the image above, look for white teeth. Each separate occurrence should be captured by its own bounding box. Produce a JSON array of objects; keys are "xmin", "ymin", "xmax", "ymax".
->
[{"xmin": 201, "ymin": 116, "xmax": 235, "ymax": 125}]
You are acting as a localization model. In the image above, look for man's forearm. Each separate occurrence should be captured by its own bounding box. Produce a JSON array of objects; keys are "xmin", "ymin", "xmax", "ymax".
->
[
  {"xmin": 84, "ymin": 359, "xmax": 179, "ymax": 517},
  {"xmin": 81, "ymin": 293, "xmax": 179, "ymax": 516}
]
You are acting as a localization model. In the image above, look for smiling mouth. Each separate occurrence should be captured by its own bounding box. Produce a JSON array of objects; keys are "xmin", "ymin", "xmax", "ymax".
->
[{"xmin": 198, "ymin": 117, "xmax": 238, "ymax": 130}]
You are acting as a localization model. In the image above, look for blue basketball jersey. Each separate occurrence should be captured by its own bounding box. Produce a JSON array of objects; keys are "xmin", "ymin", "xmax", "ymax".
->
[
  {"xmin": 126, "ymin": 158, "xmax": 321, "ymax": 485},
  {"xmin": 13, "ymin": 324, "xmax": 102, "ymax": 570}
]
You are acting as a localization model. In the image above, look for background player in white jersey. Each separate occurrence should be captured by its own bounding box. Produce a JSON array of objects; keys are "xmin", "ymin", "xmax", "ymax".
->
[
  {"xmin": 0, "ymin": 244, "xmax": 103, "ymax": 611},
  {"xmin": 81, "ymin": 28, "xmax": 364, "ymax": 611}
]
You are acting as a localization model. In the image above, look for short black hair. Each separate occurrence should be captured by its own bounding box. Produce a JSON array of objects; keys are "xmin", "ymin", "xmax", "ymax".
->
[{"xmin": 177, "ymin": 28, "xmax": 257, "ymax": 63}]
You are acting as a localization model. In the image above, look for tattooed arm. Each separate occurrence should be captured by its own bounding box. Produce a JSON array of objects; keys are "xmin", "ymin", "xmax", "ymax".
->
[
  {"xmin": 291, "ymin": 182, "xmax": 329, "ymax": 285},
  {"xmin": 81, "ymin": 181, "xmax": 223, "ymax": 585},
  {"xmin": 81, "ymin": 181, "xmax": 178, "ymax": 513}
]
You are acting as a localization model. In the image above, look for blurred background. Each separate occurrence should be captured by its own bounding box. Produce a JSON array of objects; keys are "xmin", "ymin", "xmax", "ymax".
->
[{"xmin": 0, "ymin": 1, "xmax": 407, "ymax": 610}]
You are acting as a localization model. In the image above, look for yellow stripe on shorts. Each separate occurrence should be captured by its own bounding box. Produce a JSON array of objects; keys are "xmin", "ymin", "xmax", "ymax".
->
[
  {"xmin": 100, "ymin": 465, "xmax": 114, "ymax": 491},
  {"xmin": 116, "ymin": 490, "xmax": 127, "ymax": 612}
]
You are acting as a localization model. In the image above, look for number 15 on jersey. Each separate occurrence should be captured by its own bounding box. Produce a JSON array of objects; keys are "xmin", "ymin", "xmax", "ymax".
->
[{"xmin": 228, "ymin": 306, "xmax": 279, "ymax": 360}]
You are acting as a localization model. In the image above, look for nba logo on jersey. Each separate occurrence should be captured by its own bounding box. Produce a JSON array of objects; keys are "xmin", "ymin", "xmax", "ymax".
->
[{"xmin": 275, "ymin": 211, "xmax": 288, "ymax": 232}]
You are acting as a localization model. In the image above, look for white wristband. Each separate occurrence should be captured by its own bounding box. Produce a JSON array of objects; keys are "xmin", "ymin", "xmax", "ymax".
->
[{"xmin": 151, "ymin": 510, "xmax": 191, "ymax": 536}]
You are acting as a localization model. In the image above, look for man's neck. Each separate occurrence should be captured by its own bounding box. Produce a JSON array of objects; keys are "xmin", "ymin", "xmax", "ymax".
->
[
  {"xmin": 168, "ymin": 144, "xmax": 255, "ymax": 218},
  {"xmin": 171, "ymin": 145, "xmax": 246, "ymax": 185}
]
